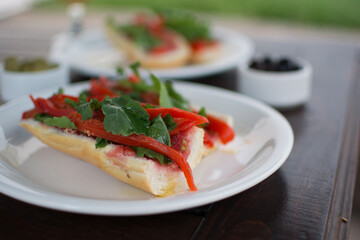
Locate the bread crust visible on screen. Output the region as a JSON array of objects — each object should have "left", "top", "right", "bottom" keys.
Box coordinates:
[
  {"left": 19, "top": 119, "right": 205, "bottom": 196},
  {"left": 191, "top": 43, "right": 222, "bottom": 64},
  {"left": 105, "top": 25, "right": 191, "bottom": 69}
]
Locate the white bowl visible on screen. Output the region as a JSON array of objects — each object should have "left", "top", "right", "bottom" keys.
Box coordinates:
[
  {"left": 0, "top": 61, "right": 69, "bottom": 102},
  {"left": 239, "top": 57, "right": 312, "bottom": 109}
]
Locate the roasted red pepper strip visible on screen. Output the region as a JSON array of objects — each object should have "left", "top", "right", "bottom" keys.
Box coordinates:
[
  {"left": 149, "top": 44, "right": 174, "bottom": 55},
  {"left": 89, "top": 79, "right": 118, "bottom": 98},
  {"left": 203, "top": 130, "right": 215, "bottom": 148},
  {"left": 169, "top": 118, "right": 196, "bottom": 135},
  {"left": 146, "top": 108, "right": 208, "bottom": 126},
  {"left": 22, "top": 108, "right": 38, "bottom": 119},
  {"left": 48, "top": 94, "right": 79, "bottom": 109},
  {"left": 140, "top": 92, "right": 159, "bottom": 105},
  {"left": 206, "top": 114, "right": 235, "bottom": 144},
  {"left": 191, "top": 39, "right": 219, "bottom": 52},
  {"left": 128, "top": 74, "right": 141, "bottom": 83}
]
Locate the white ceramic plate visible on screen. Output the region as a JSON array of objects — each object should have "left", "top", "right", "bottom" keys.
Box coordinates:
[
  {"left": 0, "top": 82, "right": 293, "bottom": 216},
  {"left": 49, "top": 27, "right": 254, "bottom": 79}
]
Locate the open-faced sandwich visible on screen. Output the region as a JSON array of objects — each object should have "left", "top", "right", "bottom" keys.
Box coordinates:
[
  {"left": 156, "top": 8, "right": 223, "bottom": 64},
  {"left": 19, "top": 64, "right": 234, "bottom": 196},
  {"left": 105, "top": 13, "right": 191, "bottom": 69},
  {"left": 105, "top": 9, "right": 222, "bottom": 68}
]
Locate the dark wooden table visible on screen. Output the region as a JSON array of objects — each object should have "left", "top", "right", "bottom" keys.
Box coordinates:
[{"left": 1, "top": 11, "right": 360, "bottom": 240}]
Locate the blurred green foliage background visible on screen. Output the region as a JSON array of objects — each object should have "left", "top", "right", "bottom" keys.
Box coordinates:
[{"left": 39, "top": 0, "right": 360, "bottom": 28}]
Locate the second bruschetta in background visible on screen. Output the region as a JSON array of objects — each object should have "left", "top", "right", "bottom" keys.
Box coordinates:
[
  {"left": 156, "top": 9, "right": 223, "bottom": 64},
  {"left": 105, "top": 15, "right": 191, "bottom": 69}
]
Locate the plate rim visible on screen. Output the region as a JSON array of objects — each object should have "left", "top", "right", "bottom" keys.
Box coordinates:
[{"left": 0, "top": 82, "right": 293, "bottom": 216}]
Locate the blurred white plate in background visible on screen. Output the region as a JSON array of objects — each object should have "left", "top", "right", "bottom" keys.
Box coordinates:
[{"left": 49, "top": 27, "right": 254, "bottom": 79}]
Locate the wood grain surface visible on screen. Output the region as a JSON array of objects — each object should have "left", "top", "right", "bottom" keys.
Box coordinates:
[{"left": 0, "top": 10, "right": 359, "bottom": 240}]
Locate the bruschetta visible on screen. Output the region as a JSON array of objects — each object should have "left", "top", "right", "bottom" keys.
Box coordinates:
[
  {"left": 156, "top": 9, "right": 223, "bottom": 64},
  {"left": 20, "top": 67, "right": 235, "bottom": 196},
  {"left": 105, "top": 15, "right": 191, "bottom": 69}
]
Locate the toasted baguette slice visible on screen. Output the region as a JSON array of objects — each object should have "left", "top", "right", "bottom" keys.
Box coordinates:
[
  {"left": 105, "top": 25, "right": 191, "bottom": 69},
  {"left": 19, "top": 119, "right": 205, "bottom": 196},
  {"left": 191, "top": 43, "right": 222, "bottom": 64}
]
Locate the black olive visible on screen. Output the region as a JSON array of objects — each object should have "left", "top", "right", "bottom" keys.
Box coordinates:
[{"left": 249, "top": 56, "right": 301, "bottom": 72}]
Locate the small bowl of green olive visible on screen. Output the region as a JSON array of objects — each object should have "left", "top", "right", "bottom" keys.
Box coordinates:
[{"left": 0, "top": 56, "right": 69, "bottom": 101}]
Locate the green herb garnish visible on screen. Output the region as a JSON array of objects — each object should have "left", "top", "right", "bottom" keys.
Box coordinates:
[
  {"left": 144, "top": 104, "right": 158, "bottom": 109},
  {"left": 120, "top": 24, "right": 162, "bottom": 51},
  {"left": 134, "top": 115, "right": 172, "bottom": 164},
  {"left": 79, "top": 90, "right": 90, "bottom": 104},
  {"left": 150, "top": 74, "right": 190, "bottom": 110},
  {"left": 198, "top": 107, "right": 206, "bottom": 117},
  {"left": 34, "top": 114, "right": 76, "bottom": 130},
  {"left": 34, "top": 113, "right": 52, "bottom": 122},
  {"left": 135, "top": 147, "right": 172, "bottom": 165},
  {"left": 101, "top": 96, "right": 150, "bottom": 136},
  {"left": 163, "top": 114, "right": 177, "bottom": 131},
  {"left": 148, "top": 115, "right": 171, "bottom": 146},
  {"left": 117, "top": 67, "right": 125, "bottom": 77},
  {"left": 95, "top": 137, "right": 108, "bottom": 149},
  {"left": 43, "top": 116, "right": 77, "bottom": 130},
  {"left": 130, "top": 61, "right": 141, "bottom": 77},
  {"left": 56, "top": 88, "right": 64, "bottom": 95},
  {"left": 156, "top": 8, "right": 211, "bottom": 41},
  {"left": 165, "top": 81, "right": 190, "bottom": 110},
  {"left": 151, "top": 74, "right": 173, "bottom": 108},
  {"left": 198, "top": 107, "right": 209, "bottom": 127},
  {"left": 64, "top": 98, "right": 78, "bottom": 109},
  {"left": 76, "top": 98, "right": 101, "bottom": 121}
]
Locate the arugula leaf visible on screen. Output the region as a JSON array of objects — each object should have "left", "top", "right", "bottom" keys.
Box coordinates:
[
  {"left": 113, "top": 96, "right": 149, "bottom": 120},
  {"left": 101, "top": 96, "right": 173, "bottom": 164},
  {"left": 64, "top": 98, "right": 78, "bottom": 109},
  {"left": 134, "top": 115, "right": 172, "bottom": 165},
  {"left": 150, "top": 76, "right": 190, "bottom": 110},
  {"left": 163, "top": 114, "right": 177, "bottom": 131},
  {"left": 76, "top": 98, "right": 101, "bottom": 121},
  {"left": 198, "top": 107, "right": 206, "bottom": 117},
  {"left": 123, "top": 91, "right": 143, "bottom": 102},
  {"left": 198, "top": 107, "right": 209, "bottom": 127},
  {"left": 135, "top": 147, "right": 172, "bottom": 165},
  {"left": 130, "top": 62, "right": 141, "bottom": 76},
  {"left": 118, "top": 78, "right": 155, "bottom": 93},
  {"left": 116, "top": 67, "right": 124, "bottom": 77},
  {"left": 133, "top": 80, "right": 156, "bottom": 93},
  {"left": 101, "top": 96, "right": 150, "bottom": 136},
  {"left": 64, "top": 90, "right": 90, "bottom": 109},
  {"left": 157, "top": 8, "right": 210, "bottom": 41},
  {"left": 144, "top": 104, "right": 157, "bottom": 109},
  {"left": 95, "top": 137, "right": 108, "bottom": 149},
  {"left": 55, "top": 88, "right": 64, "bottom": 95},
  {"left": 120, "top": 25, "right": 161, "bottom": 51},
  {"left": 43, "top": 116, "right": 77, "bottom": 129},
  {"left": 78, "top": 90, "right": 90, "bottom": 104},
  {"left": 148, "top": 115, "right": 171, "bottom": 146},
  {"left": 34, "top": 113, "right": 52, "bottom": 122},
  {"left": 165, "top": 81, "right": 190, "bottom": 110},
  {"left": 151, "top": 74, "right": 172, "bottom": 108}
]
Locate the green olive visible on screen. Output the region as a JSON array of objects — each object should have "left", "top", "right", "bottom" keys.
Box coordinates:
[{"left": 4, "top": 56, "right": 59, "bottom": 72}]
